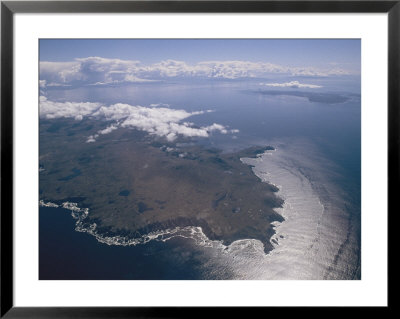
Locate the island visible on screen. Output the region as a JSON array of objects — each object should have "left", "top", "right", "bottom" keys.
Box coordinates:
[{"left": 39, "top": 118, "right": 284, "bottom": 253}]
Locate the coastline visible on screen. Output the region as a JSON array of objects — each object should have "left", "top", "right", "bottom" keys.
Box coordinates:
[
  {"left": 39, "top": 141, "right": 285, "bottom": 254},
  {"left": 39, "top": 147, "right": 284, "bottom": 255},
  {"left": 238, "top": 140, "right": 360, "bottom": 279},
  {"left": 39, "top": 139, "right": 360, "bottom": 280}
]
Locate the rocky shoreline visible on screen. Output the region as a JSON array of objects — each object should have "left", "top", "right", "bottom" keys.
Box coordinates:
[{"left": 40, "top": 120, "right": 284, "bottom": 254}]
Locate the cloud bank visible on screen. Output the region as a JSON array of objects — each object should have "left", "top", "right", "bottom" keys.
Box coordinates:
[
  {"left": 39, "top": 96, "right": 102, "bottom": 121},
  {"left": 40, "top": 57, "right": 351, "bottom": 87},
  {"left": 261, "top": 81, "right": 322, "bottom": 89},
  {"left": 40, "top": 97, "right": 237, "bottom": 142}
]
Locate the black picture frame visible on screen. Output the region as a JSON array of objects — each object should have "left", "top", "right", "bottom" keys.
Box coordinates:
[{"left": 1, "top": 0, "right": 396, "bottom": 317}]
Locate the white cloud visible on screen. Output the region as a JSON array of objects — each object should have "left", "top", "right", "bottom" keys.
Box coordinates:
[
  {"left": 98, "top": 124, "right": 119, "bottom": 135},
  {"left": 39, "top": 96, "right": 102, "bottom": 120},
  {"left": 261, "top": 81, "right": 322, "bottom": 89},
  {"left": 204, "top": 123, "right": 228, "bottom": 134},
  {"left": 40, "top": 61, "right": 83, "bottom": 83},
  {"left": 40, "top": 57, "right": 352, "bottom": 87},
  {"left": 86, "top": 134, "right": 98, "bottom": 143},
  {"left": 40, "top": 97, "right": 236, "bottom": 142},
  {"left": 47, "top": 82, "right": 72, "bottom": 87},
  {"left": 40, "top": 57, "right": 148, "bottom": 86},
  {"left": 103, "top": 103, "right": 215, "bottom": 141},
  {"left": 149, "top": 103, "right": 170, "bottom": 107},
  {"left": 86, "top": 123, "right": 120, "bottom": 142},
  {"left": 291, "top": 67, "right": 351, "bottom": 77}
]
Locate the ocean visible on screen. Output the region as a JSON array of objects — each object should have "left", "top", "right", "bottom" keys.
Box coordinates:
[{"left": 40, "top": 78, "right": 361, "bottom": 280}]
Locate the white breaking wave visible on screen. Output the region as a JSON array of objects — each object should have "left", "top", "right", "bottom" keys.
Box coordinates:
[
  {"left": 194, "top": 139, "right": 360, "bottom": 280},
  {"left": 39, "top": 198, "right": 271, "bottom": 256},
  {"left": 39, "top": 200, "right": 224, "bottom": 248},
  {"left": 39, "top": 138, "right": 360, "bottom": 279}
]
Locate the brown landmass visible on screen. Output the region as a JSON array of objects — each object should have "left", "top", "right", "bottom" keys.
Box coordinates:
[{"left": 39, "top": 118, "right": 284, "bottom": 253}]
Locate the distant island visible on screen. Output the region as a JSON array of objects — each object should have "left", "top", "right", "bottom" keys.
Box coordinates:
[
  {"left": 39, "top": 118, "right": 284, "bottom": 253},
  {"left": 256, "top": 90, "right": 353, "bottom": 104}
]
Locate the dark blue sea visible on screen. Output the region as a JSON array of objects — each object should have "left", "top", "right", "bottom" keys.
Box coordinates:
[
  {"left": 39, "top": 206, "right": 211, "bottom": 280},
  {"left": 40, "top": 78, "right": 361, "bottom": 280}
]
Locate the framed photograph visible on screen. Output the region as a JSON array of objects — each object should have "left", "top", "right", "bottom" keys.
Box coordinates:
[{"left": 1, "top": 0, "right": 395, "bottom": 316}]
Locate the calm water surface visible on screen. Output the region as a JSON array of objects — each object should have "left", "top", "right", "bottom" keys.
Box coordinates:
[{"left": 40, "top": 79, "right": 361, "bottom": 279}]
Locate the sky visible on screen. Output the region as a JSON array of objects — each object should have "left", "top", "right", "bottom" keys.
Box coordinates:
[
  {"left": 39, "top": 39, "right": 361, "bottom": 88},
  {"left": 39, "top": 39, "right": 361, "bottom": 143},
  {"left": 39, "top": 39, "right": 360, "bottom": 71}
]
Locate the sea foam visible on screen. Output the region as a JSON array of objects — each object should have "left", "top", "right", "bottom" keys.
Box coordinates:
[
  {"left": 39, "top": 200, "right": 221, "bottom": 248},
  {"left": 39, "top": 138, "right": 360, "bottom": 279},
  {"left": 194, "top": 139, "right": 360, "bottom": 279}
]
